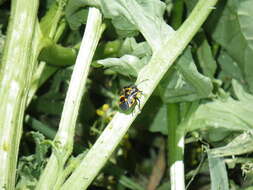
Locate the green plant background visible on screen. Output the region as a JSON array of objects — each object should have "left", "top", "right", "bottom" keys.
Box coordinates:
[{"left": 1, "top": 0, "right": 253, "bottom": 189}]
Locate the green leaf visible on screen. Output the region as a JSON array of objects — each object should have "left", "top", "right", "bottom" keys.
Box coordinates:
[
  {"left": 237, "top": 0, "right": 253, "bottom": 50},
  {"left": 185, "top": 98, "right": 253, "bottom": 132},
  {"left": 97, "top": 0, "right": 174, "bottom": 50},
  {"left": 208, "top": 152, "right": 229, "bottom": 190},
  {"left": 65, "top": 0, "right": 89, "bottom": 30},
  {"left": 159, "top": 68, "right": 198, "bottom": 102},
  {"left": 96, "top": 55, "right": 145, "bottom": 77},
  {"left": 185, "top": 80, "right": 253, "bottom": 132},
  {"left": 16, "top": 132, "right": 51, "bottom": 190},
  {"left": 206, "top": 128, "right": 233, "bottom": 143},
  {"left": 134, "top": 96, "right": 167, "bottom": 135},
  {"left": 94, "top": 38, "right": 152, "bottom": 61},
  {"left": 149, "top": 104, "right": 168, "bottom": 135},
  {"left": 232, "top": 79, "right": 253, "bottom": 102},
  {"left": 237, "top": 0, "right": 253, "bottom": 92},
  {"left": 30, "top": 67, "right": 74, "bottom": 115},
  {"left": 159, "top": 48, "right": 213, "bottom": 103},
  {"left": 118, "top": 37, "right": 152, "bottom": 58},
  {"left": 119, "top": 176, "right": 145, "bottom": 190},
  {"left": 217, "top": 50, "right": 244, "bottom": 86},
  {"left": 210, "top": 131, "right": 253, "bottom": 157},
  {"left": 207, "top": 0, "right": 253, "bottom": 92},
  {"left": 94, "top": 38, "right": 152, "bottom": 77},
  {"left": 40, "top": 2, "right": 58, "bottom": 37},
  {"left": 31, "top": 132, "right": 51, "bottom": 165},
  {"left": 184, "top": 0, "right": 198, "bottom": 14},
  {"left": 170, "top": 0, "right": 184, "bottom": 29},
  {"left": 243, "top": 187, "right": 253, "bottom": 190},
  {"left": 196, "top": 32, "right": 217, "bottom": 78},
  {"left": 92, "top": 38, "right": 152, "bottom": 77},
  {"left": 176, "top": 48, "right": 213, "bottom": 97}
]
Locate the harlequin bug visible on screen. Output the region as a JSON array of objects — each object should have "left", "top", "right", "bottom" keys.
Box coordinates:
[{"left": 119, "top": 85, "right": 142, "bottom": 111}]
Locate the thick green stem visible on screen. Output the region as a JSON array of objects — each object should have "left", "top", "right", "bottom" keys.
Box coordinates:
[
  {"left": 167, "top": 103, "right": 185, "bottom": 190},
  {"left": 61, "top": 0, "right": 218, "bottom": 189},
  {"left": 39, "top": 39, "right": 77, "bottom": 66},
  {"left": 35, "top": 7, "right": 104, "bottom": 190},
  {"left": 0, "top": 0, "right": 39, "bottom": 189}
]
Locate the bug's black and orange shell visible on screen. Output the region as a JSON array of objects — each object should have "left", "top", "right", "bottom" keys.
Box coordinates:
[
  {"left": 119, "top": 85, "right": 142, "bottom": 111},
  {"left": 119, "top": 96, "right": 129, "bottom": 110}
]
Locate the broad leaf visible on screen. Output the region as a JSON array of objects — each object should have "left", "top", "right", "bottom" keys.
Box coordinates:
[
  {"left": 210, "top": 131, "right": 253, "bottom": 157},
  {"left": 65, "top": 0, "right": 88, "bottom": 30},
  {"left": 217, "top": 50, "right": 244, "bottom": 86},
  {"left": 185, "top": 81, "right": 253, "bottom": 132},
  {"left": 16, "top": 132, "right": 51, "bottom": 190},
  {"left": 134, "top": 96, "right": 167, "bottom": 135},
  {"left": 97, "top": 0, "right": 174, "bottom": 50},
  {"left": 232, "top": 79, "right": 253, "bottom": 102},
  {"left": 207, "top": 0, "right": 253, "bottom": 92},
  {"left": 95, "top": 38, "right": 151, "bottom": 77},
  {"left": 96, "top": 55, "right": 144, "bottom": 77},
  {"left": 159, "top": 48, "right": 213, "bottom": 103},
  {"left": 118, "top": 37, "right": 152, "bottom": 58},
  {"left": 196, "top": 32, "right": 217, "bottom": 78},
  {"left": 185, "top": 98, "right": 253, "bottom": 132},
  {"left": 40, "top": 2, "right": 58, "bottom": 37}
]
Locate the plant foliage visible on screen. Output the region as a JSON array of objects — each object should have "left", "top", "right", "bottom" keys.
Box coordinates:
[{"left": 1, "top": 0, "right": 253, "bottom": 189}]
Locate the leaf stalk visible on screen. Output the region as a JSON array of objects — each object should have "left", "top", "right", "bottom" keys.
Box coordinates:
[
  {"left": 35, "top": 7, "right": 104, "bottom": 190},
  {"left": 0, "top": 0, "right": 39, "bottom": 188}
]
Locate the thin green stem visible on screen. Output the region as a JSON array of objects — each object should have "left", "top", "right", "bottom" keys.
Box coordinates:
[
  {"left": 25, "top": 115, "right": 56, "bottom": 139},
  {"left": 35, "top": 7, "right": 104, "bottom": 190},
  {"left": 0, "top": 0, "right": 39, "bottom": 189},
  {"left": 167, "top": 103, "right": 185, "bottom": 190},
  {"left": 61, "top": 0, "right": 218, "bottom": 189}
]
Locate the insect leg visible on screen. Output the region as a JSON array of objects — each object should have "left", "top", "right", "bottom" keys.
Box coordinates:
[{"left": 136, "top": 98, "right": 141, "bottom": 111}]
